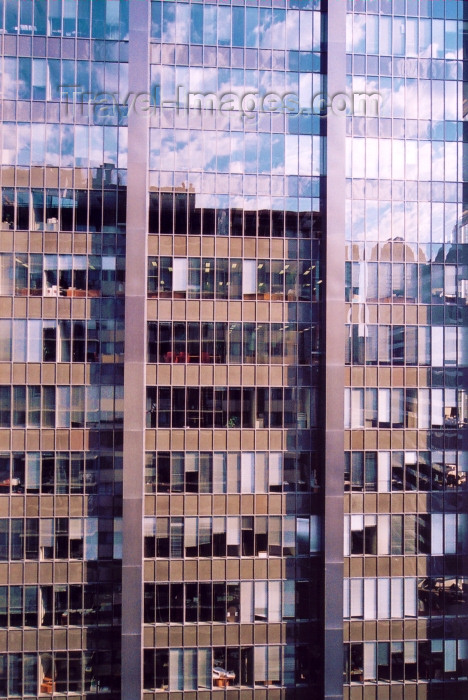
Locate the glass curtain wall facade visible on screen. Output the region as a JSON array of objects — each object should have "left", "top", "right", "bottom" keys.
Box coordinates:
[
  {"left": 140, "top": 0, "right": 326, "bottom": 697},
  {"left": 344, "top": 1, "right": 468, "bottom": 699},
  {"left": 0, "top": 1, "right": 128, "bottom": 697},
  {"left": 0, "top": 1, "right": 331, "bottom": 698},
  {"left": 0, "top": 1, "right": 466, "bottom": 699}
]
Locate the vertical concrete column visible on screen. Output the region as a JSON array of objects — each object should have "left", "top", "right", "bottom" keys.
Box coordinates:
[
  {"left": 122, "top": 2, "right": 150, "bottom": 697},
  {"left": 323, "top": 1, "right": 347, "bottom": 698}
]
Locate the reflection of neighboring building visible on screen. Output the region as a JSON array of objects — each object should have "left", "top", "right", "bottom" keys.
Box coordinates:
[
  {"left": 0, "top": 164, "right": 126, "bottom": 234},
  {"left": 0, "top": 0, "right": 467, "bottom": 698},
  {"left": 148, "top": 186, "right": 322, "bottom": 238}
]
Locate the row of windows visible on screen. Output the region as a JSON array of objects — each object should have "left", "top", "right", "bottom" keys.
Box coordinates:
[
  {"left": 348, "top": 14, "right": 461, "bottom": 59},
  {"left": 350, "top": 74, "right": 461, "bottom": 122},
  {"left": 347, "top": 137, "right": 459, "bottom": 183},
  {"left": 0, "top": 452, "right": 120, "bottom": 496},
  {"left": 345, "top": 261, "right": 468, "bottom": 305},
  {"left": 346, "top": 201, "right": 461, "bottom": 246},
  {"left": 344, "top": 387, "right": 468, "bottom": 430},
  {"left": 2, "top": 0, "right": 129, "bottom": 39},
  {"left": 344, "top": 576, "right": 468, "bottom": 620},
  {"left": 3, "top": 57, "right": 128, "bottom": 103},
  {"left": 151, "top": 42, "right": 322, "bottom": 76},
  {"left": 145, "top": 450, "right": 319, "bottom": 495},
  {"left": 0, "top": 516, "right": 122, "bottom": 561},
  {"left": 1, "top": 252, "right": 124, "bottom": 297},
  {"left": 0, "top": 319, "right": 124, "bottom": 364},
  {"left": 350, "top": 324, "right": 468, "bottom": 366},
  {"left": 2, "top": 123, "right": 128, "bottom": 170},
  {"left": 149, "top": 131, "right": 322, "bottom": 178},
  {"left": 1, "top": 187, "right": 126, "bottom": 232},
  {"left": 4, "top": 128, "right": 322, "bottom": 177},
  {"left": 147, "top": 256, "right": 320, "bottom": 301},
  {"left": 149, "top": 66, "right": 323, "bottom": 112},
  {"left": 344, "top": 640, "right": 468, "bottom": 686},
  {"left": 148, "top": 192, "right": 321, "bottom": 238},
  {"left": 345, "top": 577, "right": 417, "bottom": 620},
  {"left": 146, "top": 386, "right": 315, "bottom": 430},
  {"left": 346, "top": 325, "right": 447, "bottom": 367},
  {"left": 147, "top": 321, "right": 319, "bottom": 365},
  {"left": 344, "top": 513, "right": 468, "bottom": 556},
  {"left": 345, "top": 450, "right": 466, "bottom": 493},
  {"left": 350, "top": 0, "right": 459, "bottom": 19},
  {"left": 144, "top": 515, "right": 321, "bottom": 559},
  {"left": 151, "top": 3, "right": 320, "bottom": 50},
  {"left": 0, "top": 583, "right": 121, "bottom": 628},
  {"left": 0, "top": 385, "right": 123, "bottom": 429},
  {"left": 0, "top": 650, "right": 120, "bottom": 698},
  {"left": 144, "top": 644, "right": 316, "bottom": 691},
  {"left": 144, "top": 579, "right": 317, "bottom": 625},
  {"left": 0, "top": 189, "right": 323, "bottom": 240}
]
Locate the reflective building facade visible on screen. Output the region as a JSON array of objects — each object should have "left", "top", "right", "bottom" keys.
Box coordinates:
[
  {"left": 0, "top": 1, "right": 466, "bottom": 700},
  {"left": 344, "top": 2, "right": 468, "bottom": 699}
]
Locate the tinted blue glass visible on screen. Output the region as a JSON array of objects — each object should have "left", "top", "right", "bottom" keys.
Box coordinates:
[
  {"left": 245, "top": 7, "right": 258, "bottom": 48},
  {"left": 162, "top": 1, "right": 175, "bottom": 43},
  {"left": 119, "top": 0, "right": 128, "bottom": 40},
  {"left": 77, "top": 0, "right": 90, "bottom": 37},
  {"left": 19, "top": 0, "right": 32, "bottom": 34},
  {"left": 151, "top": 1, "right": 161, "bottom": 40},
  {"left": 47, "top": 0, "right": 61, "bottom": 36},
  {"left": 5, "top": 0, "right": 17, "bottom": 33},
  {"left": 92, "top": 0, "right": 105, "bottom": 39},
  {"left": 18, "top": 57, "right": 31, "bottom": 99},
  {"left": 190, "top": 4, "right": 202, "bottom": 45},
  {"left": 232, "top": 7, "right": 244, "bottom": 47}
]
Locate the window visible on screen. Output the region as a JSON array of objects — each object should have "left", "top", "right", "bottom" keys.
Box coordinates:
[
  {"left": 173, "top": 258, "right": 188, "bottom": 295},
  {"left": 147, "top": 386, "right": 308, "bottom": 429},
  {"left": 242, "top": 259, "right": 256, "bottom": 296}
]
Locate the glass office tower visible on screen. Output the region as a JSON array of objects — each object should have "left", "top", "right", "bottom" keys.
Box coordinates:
[
  {"left": 0, "top": 0, "right": 128, "bottom": 697},
  {"left": 0, "top": 1, "right": 466, "bottom": 700},
  {"left": 344, "top": 2, "right": 468, "bottom": 700}
]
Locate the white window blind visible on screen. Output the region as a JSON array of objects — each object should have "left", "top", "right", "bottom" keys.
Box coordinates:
[
  {"left": 391, "top": 578, "right": 403, "bottom": 619},
  {"left": 268, "top": 453, "right": 282, "bottom": 491},
  {"left": 378, "top": 578, "right": 390, "bottom": 619},
  {"left": 431, "top": 514, "right": 444, "bottom": 555},
  {"left": 268, "top": 646, "right": 281, "bottom": 683},
  {"left": 242, "top": 259, "right": 256, "bottom": 295},
  {"left": 173, "top": 258, "right": 187, "bottom": 292},
  {"left": 432, "top": 327, "right": 444, "bottom": 366},
  {"left": 418, "top": 389, "right": 430, "bottom": 428},
  {"left": 431, "top": 388, "right": 444, "bottom": 427},
  {"left": 378, "top": 388, "right": 390, "bottom": 424},
  {"left": 268, "top": 581, "right": 281, "bottom": 622},
  {"left": 241, "top": 581, "right": 253, "bottom": 623},
  {"left": 378, "top": 452, "right": 391, "bottom": 492},
  {"left": 185, "top": 517, "right": 197, "bottom": 549},
  {"left": 351, "top": 388, "right": 364, "bottom": 428},
  {"left": 350, "top": 579, "right": 363, "bottom": 618},
  {"left": 445, "top": 514, "right": 456, "bottom": 554},
  {"left": 377, "top": 515, "right": 390, "bottom": 555},
  {"left": 404, "top": 578, "right": 417, "bottom": 617},
  {"left": 364, "top": 643, "right": 376, "bottom": 681},
  {"left": 169, "top": 649, "right": 183, "bottom": 691},
  {"left": 241, "top": 452, "right": 254, "bottom": 493},
  {"left": 364, "top": 579, "right": 376, "bottom": 620},
  {"left": 198, "top": 648, "right": 211, "bottom": 690},
  {"left": 226, "top": 517, "right": 240, "bottom": 545}
]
